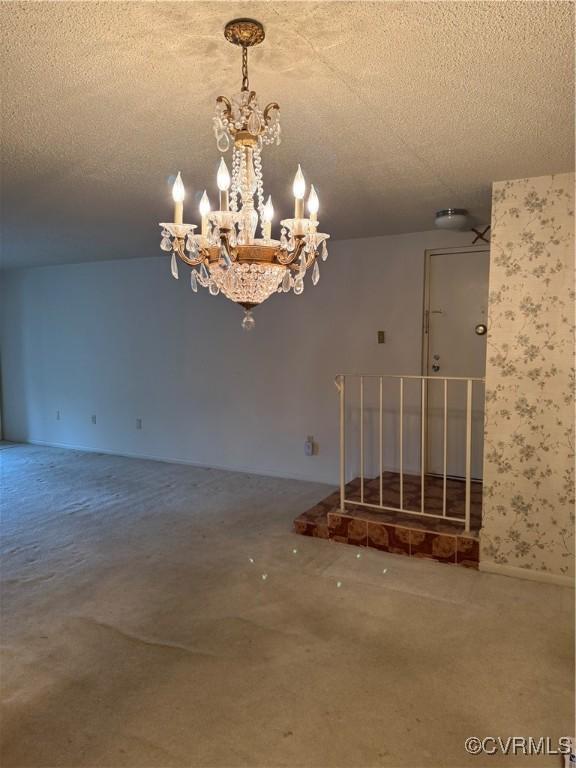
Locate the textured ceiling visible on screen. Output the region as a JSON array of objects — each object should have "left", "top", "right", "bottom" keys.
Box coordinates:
[{"left": 1, "top": 1, "right": 574, "bottom": 268}]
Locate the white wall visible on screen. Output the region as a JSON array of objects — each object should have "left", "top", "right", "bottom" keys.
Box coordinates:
[{"left": 0, "top": 230, "right": 472, "bottom": 484}]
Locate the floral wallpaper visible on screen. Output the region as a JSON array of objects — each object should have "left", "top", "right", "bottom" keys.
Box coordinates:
[{"left": 481, "top": 173, "right": 575, "bottom": 578}]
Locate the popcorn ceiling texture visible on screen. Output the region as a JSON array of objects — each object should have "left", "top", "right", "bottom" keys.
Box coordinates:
[
  {"left": 1, "top": 1, "right": 574, "bottom": 268},
  {"left": 481, "top": 173, "right": 575, "bottom": 579}
]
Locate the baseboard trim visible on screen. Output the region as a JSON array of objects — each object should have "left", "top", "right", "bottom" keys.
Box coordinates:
[
  {"left": 22, "top": 439, "right": 335, "bottom": 486},
  {"left": 12, "top": 439, "right": 432, "bottom": 487},
  {"left": 479, "top": 560, "right": 574, "bottom": 588}
]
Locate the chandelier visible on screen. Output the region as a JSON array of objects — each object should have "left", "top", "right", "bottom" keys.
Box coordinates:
[{"left": 159, "top": 18, "right": 330, "bottom": 330}]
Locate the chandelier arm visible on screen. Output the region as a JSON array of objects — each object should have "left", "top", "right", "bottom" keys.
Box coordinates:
[
  {"left": 275, "top": 236, "right": 306, "bottom": 266},
  {"left": 216, "top": 95, "right": 232, "bottom": 113},
  {"left": 247, "top": 91, "right": 257, "bottom": 105},
  {"left": 221, "top": 232, "right": 238, "bottom": 262},
  {"left": 173, "top": 239, "right": 206, "bottom": 267},
  {"left": 263, "top": 102, "right": 280, "bottom": 125},
  {"left": 216, "top": 95, "right": 234, "bottom": 132},
  {"left": 295, "top": 236, "right": 306, "bottom": 259},
  {"left": 303, "top": 250, "right": 317, "bottom": 271},
  {"left": 275, "top": 247, "right": 299, "bottom": 266}
]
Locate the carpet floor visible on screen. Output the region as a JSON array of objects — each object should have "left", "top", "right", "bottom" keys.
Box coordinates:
[{"left": 1, "top": 444, "right": 573, "bottom": 767}]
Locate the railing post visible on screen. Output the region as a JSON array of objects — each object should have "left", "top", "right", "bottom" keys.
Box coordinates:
[
  {"left": 399, "top": 377, "right": 404, "bottom": 510},
  {"left": 465, "top": 378, "right": 472, "bottom": 533},
  {"left": 443, "top": 378, "right": 448, "bottom": 517},
  {"left": 337, "top": 375, "right": 346, "bottom": 512},
  {"left": 379, "top": 376, "right": 383, "bottom": 507},
  {"left": 420, "top": 377, "right": 426, "bottom": 515},
  {"left": 360, "top": 375, "right": 364, "bottom": 504}
]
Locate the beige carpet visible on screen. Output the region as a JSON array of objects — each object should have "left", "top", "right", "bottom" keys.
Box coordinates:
[{"left": 1, "top": 444, "right": 573, "bottom": 767}]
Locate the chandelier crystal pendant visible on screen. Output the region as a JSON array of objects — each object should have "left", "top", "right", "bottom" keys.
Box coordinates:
[{"left": 159, "top": 18, "right": 330, "bottom": 330}]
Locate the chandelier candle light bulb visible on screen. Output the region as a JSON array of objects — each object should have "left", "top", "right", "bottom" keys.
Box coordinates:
[
  {"left": 172, "top": 172, "right": 185, "bottom": 224},
  {"left": 293, "top": 165, "right": 306, "bottom": 219},
  {"left": 199, "top": 191, "right": 211, "bottom": 237},
  {"left": 217, "top": 158, "right": 231, "bottom": 211},
  {"left": 158, "top": 18, "right": 330, "bottom": 327},
  {"left": 263, "top": 195, "right": 274, "bottom": 240},
  {"left": 308, "top": 185, "right": 319, "bottom": 223}
]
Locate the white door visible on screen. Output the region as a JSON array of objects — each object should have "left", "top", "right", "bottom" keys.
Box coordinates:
[{"left": 424, "top": 248, "right": 490, "bottom": 479}]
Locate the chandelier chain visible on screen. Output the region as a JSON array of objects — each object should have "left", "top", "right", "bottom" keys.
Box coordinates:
[{"left": 241, "top": 46, "right": 249, "bottom": 92}]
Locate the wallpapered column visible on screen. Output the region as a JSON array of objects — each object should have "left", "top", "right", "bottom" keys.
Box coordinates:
[{"left": 481, "top": 173, "right": 575, "bottom": 581}]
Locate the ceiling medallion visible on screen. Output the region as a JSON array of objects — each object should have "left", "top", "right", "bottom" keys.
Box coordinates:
[{"left": 159, "top": 18, "right": 330, "bottom": 330}]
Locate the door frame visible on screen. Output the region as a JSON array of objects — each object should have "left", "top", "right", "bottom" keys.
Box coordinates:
[{"left": 421, "top": 245, "right": 490, "bottom": 478}]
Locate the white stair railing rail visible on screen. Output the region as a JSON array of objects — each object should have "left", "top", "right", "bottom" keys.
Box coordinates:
[{"left": 334, "top": 374, "right": 485, "bottom": 533}]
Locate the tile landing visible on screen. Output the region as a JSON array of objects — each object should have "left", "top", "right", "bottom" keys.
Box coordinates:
[{"left": 294, "top": 472, "right": 481, "bottom": 568}]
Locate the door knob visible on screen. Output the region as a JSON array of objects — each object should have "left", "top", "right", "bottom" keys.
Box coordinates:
[{"left": 432, "top": 363, "right": 440, "bottom": 372}]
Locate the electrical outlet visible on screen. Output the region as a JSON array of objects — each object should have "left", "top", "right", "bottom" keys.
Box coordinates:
[
  {"left": 136, "top": 418, "right": 142, "bottom": 430},
  {"left": 91, "top": 415, "right": 97, "bottom": 425},
  {"left": 377, "top": 330, "right": 386, "bottom": 344},
  {"left": 56, "top": 410, "right": 60, "bottom": 421},
  {"left": 305, "top": 436, "right": 315, "bottom": 456}
]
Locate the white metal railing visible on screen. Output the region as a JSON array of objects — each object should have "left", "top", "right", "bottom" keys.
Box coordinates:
[{"left": 335, "top": 374, "right": 485, "bottom": 533}]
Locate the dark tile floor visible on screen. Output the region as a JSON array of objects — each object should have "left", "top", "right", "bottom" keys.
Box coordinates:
[{"left": 294, "top": 472, "right": 481, "bottom": 568}]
